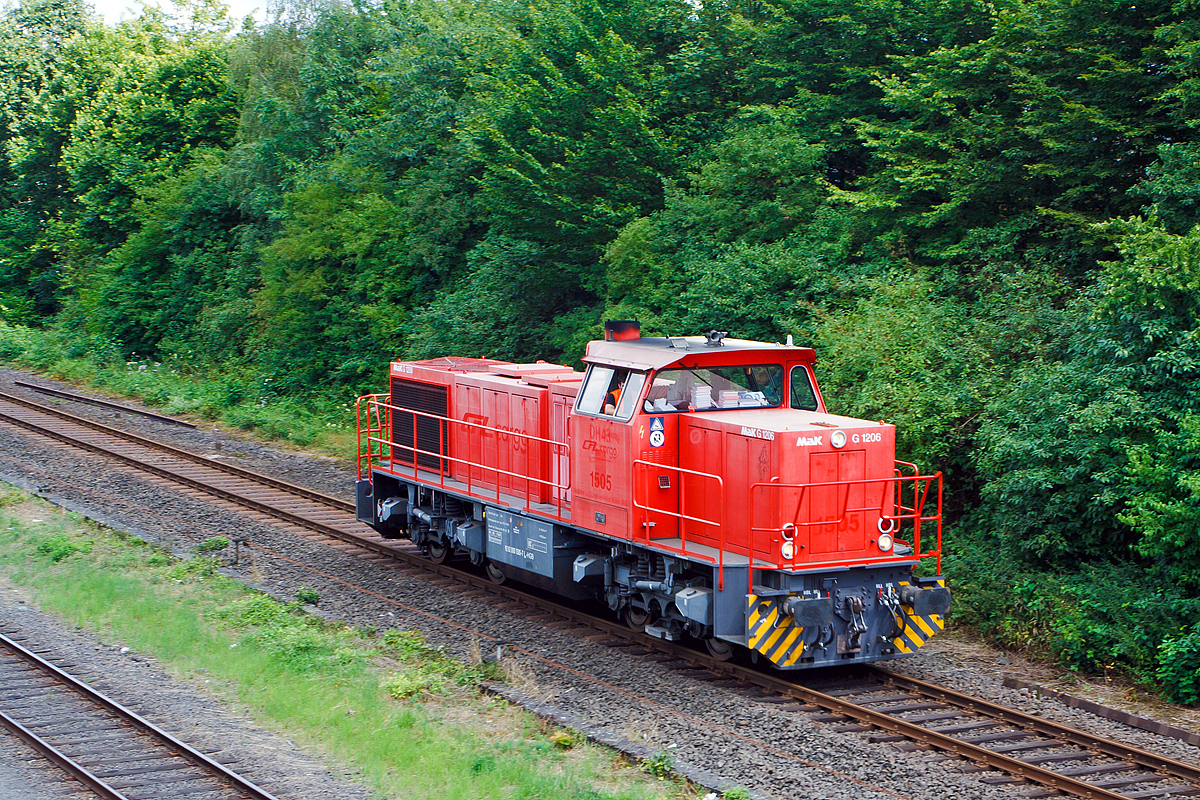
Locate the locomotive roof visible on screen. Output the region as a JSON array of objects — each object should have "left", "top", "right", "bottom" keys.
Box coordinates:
[{"left": 583, "top": 335, "right": 817, "bottom": 372}]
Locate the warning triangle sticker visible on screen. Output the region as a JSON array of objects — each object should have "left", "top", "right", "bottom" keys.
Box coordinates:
[{"left": 650, "top": 417, "right": 664, "bottom": 432}]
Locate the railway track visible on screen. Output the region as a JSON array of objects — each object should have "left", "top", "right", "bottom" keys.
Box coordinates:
[
  {"left": 0, "top": 630, "right": 277, "bottom": 800},
  {"left": 0, "top": 387, "right": 1196, "bottom": 799},
  {"left": 814, "top": 669, "right": 1200, "bottom": 798}
]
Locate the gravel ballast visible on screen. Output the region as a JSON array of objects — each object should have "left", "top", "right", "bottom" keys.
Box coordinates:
[{"left": 0, "top": 368, "right": 1196, "bottom": 800}]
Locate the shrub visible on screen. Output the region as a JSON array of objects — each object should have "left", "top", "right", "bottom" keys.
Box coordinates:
[
  {"left": 383, "top": 629, "right": 435, "bottom": 658},
  {"left": 1158, "top": 626, "right": 1200, "bottom": 705},
  {"left": 167, "top": 556, "right": 222, "bottom": 581},
  {"left": 947, "top": 531, "right": 1200, "bottom": 698},
  {"left": 216, "top": 593, "right": 293, "bottom": 628},
  {"left": 549, "top": 729, "right": 584, "bottom": 750},
  {"left": 296, "top": 587, "right": 319, "bottom": 605},
  {"left": 256, "top": 626, "right": 346, "bottom": 673}
]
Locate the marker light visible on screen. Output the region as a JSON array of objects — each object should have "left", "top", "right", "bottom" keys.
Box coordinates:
[
  {"left": 831, "top": 430, "right": 847, "bottom": 449},
  {"left": 781, "top": 540, "right": 795, "bottom": 560},
  {"left": 877, "top": 533, "right": 894, "bottom": 551}
]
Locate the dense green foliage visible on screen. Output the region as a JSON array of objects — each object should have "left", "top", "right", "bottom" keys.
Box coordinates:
[{"left": 4, "top": 0, "right": 1200, "bottom": 700}]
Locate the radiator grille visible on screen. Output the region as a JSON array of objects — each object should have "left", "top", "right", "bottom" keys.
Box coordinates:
[
  {"left": 639, "top": 447, "right": 675, "bottom": 465},
  {"left": 391, "top": 379, "right": 449, "bottom": 471}
]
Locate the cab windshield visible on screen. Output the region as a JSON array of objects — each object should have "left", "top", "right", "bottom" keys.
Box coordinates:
[{"left": 643, "top": 365, "right": 784, "bottom": 412}]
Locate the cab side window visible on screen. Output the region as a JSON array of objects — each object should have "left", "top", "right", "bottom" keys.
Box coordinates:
[
  {"left": 790, "top": 367, "right": 819, "bottom": 411},
  {"left": 603, "top": 370, "right": 628, "bottom": 414},
  {"left": 577, "top": 366, "right": 615, "bottom": 415},
  {"left": 577, "top": 366, "right": 645, "bottom": 420}
]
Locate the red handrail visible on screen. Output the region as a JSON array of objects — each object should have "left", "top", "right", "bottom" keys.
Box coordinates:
[
  {"left": 358, "top": 396, "right": 572, "bottom": 519},
  {"left": 748, "top": 467, "right": 943, "bottom": 573},
  {"left": 356, "top": 393, "right": 390, "bottom": 480},
  {"left": 359, "top": 394, "right": 944, "bottom": 577},
  {"left": 631, "top": 460, "right": 727, "bottom": 589}
]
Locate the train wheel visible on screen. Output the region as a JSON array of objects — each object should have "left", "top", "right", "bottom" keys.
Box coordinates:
[
  {"left": 486, "top": 561, "right": 506, "bottom": 585},
  {"left": 624, "top": 605, "right": 650, "bottom": 631},
  {"left": 704, "top": 637, "right": 734, "bottom": 662},
  {"left": 426, "top": 540, "right": 451, "bottom": 565}
]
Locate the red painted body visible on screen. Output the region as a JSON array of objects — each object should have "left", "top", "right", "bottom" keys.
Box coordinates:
[{"left": 361, "top": 334, "right": 941, "bottom": 574}]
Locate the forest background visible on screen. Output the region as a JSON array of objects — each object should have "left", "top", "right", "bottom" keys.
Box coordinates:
[{"left": 3, "top": 0, "right": 1200, "bottom": 702}]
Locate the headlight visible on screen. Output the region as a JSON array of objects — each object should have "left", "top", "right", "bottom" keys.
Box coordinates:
[
  {"left": 830, "top": 430, "right": 847, "bottom": 449},
  {"left": 781, "top": 540, "right": 795, "bottom": 560},
  {"left": 877, "top": 533, "right": 893, "bottom": 551}
]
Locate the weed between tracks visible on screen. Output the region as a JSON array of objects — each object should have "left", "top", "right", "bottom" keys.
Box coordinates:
[{"left": 0, "top": 488, "right": 700, "bottom": 800}]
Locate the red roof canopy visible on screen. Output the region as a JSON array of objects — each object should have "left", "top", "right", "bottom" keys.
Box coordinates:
[{"left": 583, "top": 336, "right": 817, "bottom": 372}]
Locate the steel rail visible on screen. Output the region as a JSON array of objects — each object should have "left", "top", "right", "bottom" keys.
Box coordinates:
[
  {"left": 0, "top": 391, "right": 1193, "bottom": 799},
  {"left": 870, "top": 668, "right": 1200, "bottom": 785},
  {"left": 735, "top": 676, "right": 1136, "bottom": 800},
  {"left": 0, "top": 710, "right": 131, "bottom": 800},
  {"left": 0, "top": 396, "right": 440, "bottom": 565},
  {"left": 0, "top": 389, "right": 352, "bottom": 511},
  {"left": 0, "top": 399, "right": 354, "bottom": 535},
  {"left": 0, "top": 632, "right": 279, "bottom": 800},
  {"left": 623, "top": 640, "right": 1168, "bottom": 800},
  {"left": 14, "top": 380, "right": 197, "bottom": 428}
]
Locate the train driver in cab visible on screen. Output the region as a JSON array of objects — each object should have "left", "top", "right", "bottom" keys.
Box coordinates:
[
  {"left": 603, "top": 371, "right": 628, "bottom": 415},
  {"left": 744, "top": 364, "right": 783, "bottom": 405}
]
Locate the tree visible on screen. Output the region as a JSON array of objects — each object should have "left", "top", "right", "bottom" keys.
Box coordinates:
[
  {"left": 0, "top": 0, "right": 90, "bottom": 320},
  {"left": 854, "top": 0, "right": 1185, "bottom": 280},
  {"left": 1095, "top": 219, "right": 1200, "bottom": 580}
]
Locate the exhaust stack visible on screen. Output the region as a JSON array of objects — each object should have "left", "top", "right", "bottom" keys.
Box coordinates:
[{"left": 604, "top": 320, "right": 641, "bottom": 341}]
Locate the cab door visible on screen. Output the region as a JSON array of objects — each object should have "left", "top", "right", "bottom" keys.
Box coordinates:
[
  {"left": 633, "top": 412, "right": 679, "bottom": 542},
  {"left": 570, "top": 366, "right": 645, "bottom": 540}
]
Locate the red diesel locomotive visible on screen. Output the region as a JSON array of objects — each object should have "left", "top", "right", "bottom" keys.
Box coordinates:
[{"left": 355, "top": 322, "right": 950, "bottom": 668}]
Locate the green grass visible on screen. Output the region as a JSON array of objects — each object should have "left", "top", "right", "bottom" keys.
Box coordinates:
[{"left": 0, "top": 491, "right": 695, "bottom": 800}]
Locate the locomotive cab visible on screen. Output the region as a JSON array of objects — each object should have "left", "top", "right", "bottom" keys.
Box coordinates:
[{"left": 355, "top": 322, "right": 948, "bottom": 669}]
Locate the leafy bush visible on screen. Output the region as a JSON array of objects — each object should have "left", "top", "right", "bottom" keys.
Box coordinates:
[
  {"left": 382, "top": 629, "right": 436, "bottom": 658},
  {"left": 549, "top": 729, "right": 584, "bottom": 750},
  {"left": 378, "top": 629, "right": 502, "bottom": 697},
  {"left": 216, "top": 594, "right": 294, "bottom": 628},
  {"left": 1158, "top": 626, "right": 1200, "bottom": 705},
  {"left": 257, "top": 626, "right": 349, "bottom": 672},
  {"left": 296, "top": 587, "right": 319, "bottom": 604},
  {"left": 384, "top": 669, "right": 447, "bottom": 698},
  {"left": 947, "top": 532, "right": 1200, "bottom": 696}
]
